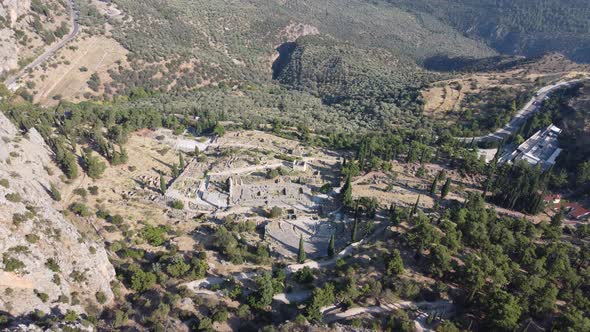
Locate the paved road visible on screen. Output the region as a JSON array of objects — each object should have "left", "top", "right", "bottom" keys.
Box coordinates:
[
  {"left": 457, "top": 79, "right": 585, "bottom": 143},
  {"left": 4, "top": 0, "right": 79, "bottom": 90}
]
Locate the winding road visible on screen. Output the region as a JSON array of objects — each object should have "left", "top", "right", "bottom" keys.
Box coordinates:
[
  {"left": 456, "top": 79, "right": 585, "bottom": 143},
  {"left": 4, "top": 0, "right": 79, "bottom": 91}
]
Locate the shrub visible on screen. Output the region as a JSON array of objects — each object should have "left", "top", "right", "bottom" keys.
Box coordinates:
[
  {"left": 166, "top": 257, "right": 191, "bottom": 278},
  {"left": 49, "top": 183, "right": 61, "bottom": 201},
  {"left": 45, "top": 258, "right": 60, "bottom": 272},
  {"left": 64, "top": 310, "right": 77, "bottom": 322},
  {"left": 70, "top": 269, "right": 87, "bottom": 283},
  {"left": 0, "top": 179, "right": 9, "bottom": 188},
  {"left": 57, "top": 295, "right": 69, "bottom": 303},
  {"left": 69, "top": 202, "right": 92, "bottom": 217},
  {"left": 237, "top": 304, "right": 251, "bottom": 319},
  {"left": 5, "top": 193, "right": 21, "bottom": 203},
  {"left": 87, "top": 73, "right": 101, "bottom": 92},
  {"left": 95, "top": 291, "right": 107, "bottom": 304},
  {"left": 319, "top": 183, "right": 332, "bottom": 194},
  {"left": 198, "top": 317, "right": 213, "bottom": 331},
  {"left": 140, "top": 225, "right": 169, "bottom": 246},
  {"left": 169, "top": 199, "right": 184, "bottom": 209},
  {"left": 212, "top": 307, "right": 229, "bottom": 322},
  {"left": 12, "top": 213, "right": 28, "bottom": 226},
  {"left": 88, "top": 186, "right": 99, "bottom": 195},
  {"left": 293, "top": 266, "right": 314, "bottom": 284},
  {"left": 2, "top": 254, "right": 25, "bottom": 272},
  {"left": 25, "top": 234, "right": 40, "bottom": 243},
  {"left": 269, "top": 206, "right": 283, "bottom": 219},
  {"left": 35, "top": 290, "right": 49, "bottom": 303},
  {"left": 109, "top": 214, "right": 124, "bottom": 225},
  {"left": 130, "top": 269, "right": 157, "bottom": 292},
  {"left": 73, "top": 188, "right": 87, "bottom": 198}
]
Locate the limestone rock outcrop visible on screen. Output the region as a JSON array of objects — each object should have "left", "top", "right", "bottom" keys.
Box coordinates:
[{"left": 0, "top": 112, "right": 115, "bottom": 317}]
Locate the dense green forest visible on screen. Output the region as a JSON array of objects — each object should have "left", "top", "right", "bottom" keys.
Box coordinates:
[{"left": 334, "top": 119, "right": 590, "bottom": 331}]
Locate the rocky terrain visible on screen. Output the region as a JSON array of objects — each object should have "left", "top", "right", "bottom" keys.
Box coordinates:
[
  {"left": 0, "top": 0, "right": 68, "bottom": 78},
  {"left": 0, "top": 0, "right": 31, "bottom": 75},
  {"left": 0, "top": 112, "right": 115, "bottom": 318}
]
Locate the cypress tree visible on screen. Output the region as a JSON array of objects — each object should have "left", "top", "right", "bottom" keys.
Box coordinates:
[
  {"left": 351, "top": 217, "right": 359, "bottom": 243},
  {"left": 328, "top": 234, "right": 335, "bottom": 257},
  {"left": 441, "top": 178, "right": 452, "bottom": 199},
  {"left": 49, "top": 183, "right": 61, "bottom": 201},
  {"left": 297, "top": 235, "right": 306, "bottom": 263},
  {"left": 342, "top": 175, "right": 353, "bottom": 208},
  {"left": 411, "top": 195, "right": 421, "bottom": 216},
  {"left": 390, "top": 206, "right": 400, "bottom": 225},
  {"left": 172, "top": 163, "right": 179, "bottom": 178},
  {"left": 406, "top": 142, "right": 413, "bottom": 163},
  {"left": 550, "top": 210, "right": 564, "bottom": 228},
  {"left": 430, "top": 176, "right": 438, "bottom": 196},
  {"left": 160, "top": 175, "right": 166, "bottom": 195}
]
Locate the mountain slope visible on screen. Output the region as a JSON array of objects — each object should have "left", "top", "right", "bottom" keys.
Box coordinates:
[
  {"left": 387, "top": 0, "right": 590, "bottom": 62},
  {"left": 0, "top": 0, "right": 70, "bottom": 78},
  {"left": 0, "top": 112, "right": 115, "bottom": 317},
  {"left": 105, "top": 0, "right": 495, "bottom": 91}
]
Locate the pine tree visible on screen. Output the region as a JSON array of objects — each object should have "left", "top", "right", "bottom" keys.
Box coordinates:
[
  {"left": 328, "top": 234, "right": 335, "bottom": 257},
  {"left": 179, "top": 153, "right": 185, "bottom": 169},
  {"left": 83, "top": 151, "right": 106, "bottom": 180},
  {"left": 386, "top": 249, "right": 404, "bottom": 276},
  {"left": 160, "top": 175, "right": 166, "bottom": 195},
  {"left": 441, "top": 178, "right": 452, "bottom": 199},
  {"left": 297, "top": 235, "right": 306, "bottom": 263},
  {"left": 430, "top": 176, "right": 438, "bottom": 196}
]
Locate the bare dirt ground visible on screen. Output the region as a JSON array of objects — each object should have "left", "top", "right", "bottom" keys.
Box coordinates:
[
  {"left": 23, "top": 34, "right": 127, "bottom": 105},
  {"left": 58, "top": 130, "right": 180, "bottom": 243}
]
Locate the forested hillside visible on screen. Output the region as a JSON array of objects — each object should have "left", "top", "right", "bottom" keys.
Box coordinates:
[
  {"left": 388, "top": 0, "right": 590, "bottom": 62},
  {"left": 273, "top": 35, "right": 436, "bottom": 124}
]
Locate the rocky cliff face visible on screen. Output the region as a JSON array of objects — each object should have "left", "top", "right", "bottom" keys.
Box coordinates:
[
  {"left": 0, "top": 0, "right": 26, "bottom": 75},
  {"left": 0, "top": 0, "right": 32, "bottom": 26},
  {"left": 0, "top": 112, "right": 115, "bottom": 318}
]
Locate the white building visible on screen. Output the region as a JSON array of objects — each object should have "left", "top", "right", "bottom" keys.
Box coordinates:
[{"left": 501, "top": 124, "right": 562, "bottom": 170}]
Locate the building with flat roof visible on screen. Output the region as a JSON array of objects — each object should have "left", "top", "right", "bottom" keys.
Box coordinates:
[{"left": 500, "top": 124, "right": 563, "bottom": 170}]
